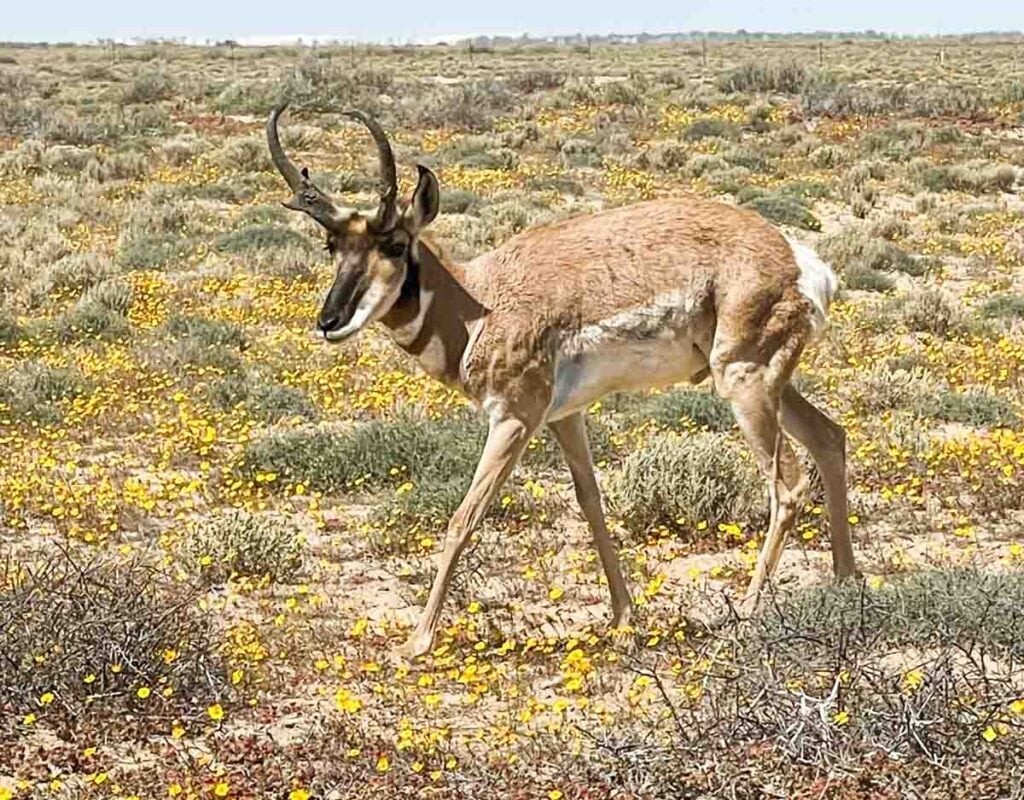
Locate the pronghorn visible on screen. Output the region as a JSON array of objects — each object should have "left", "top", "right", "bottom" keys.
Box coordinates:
[{"left": 267, "top": 104, "right": 859, "bottom": 657}]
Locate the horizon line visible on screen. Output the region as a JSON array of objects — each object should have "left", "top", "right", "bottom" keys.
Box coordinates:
[{"left": 3, "top": 27, "right": 1024, "bottom": 47}]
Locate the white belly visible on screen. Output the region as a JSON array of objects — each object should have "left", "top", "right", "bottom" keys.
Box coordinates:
[{"left": 546, "top": 294, "right": 710, "bottom": 422}]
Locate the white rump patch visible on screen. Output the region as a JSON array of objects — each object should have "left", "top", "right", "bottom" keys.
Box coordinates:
[{"left": 786, "top": 235, "right": 838, "bottom": 338}]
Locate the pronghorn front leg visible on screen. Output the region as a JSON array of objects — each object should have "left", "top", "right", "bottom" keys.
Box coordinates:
[
  {"left": 548, "top": 412, "right": 633, "bottom": 630},
  {"left": 401, "top": 413, "right": 537, "bottom": 658}
]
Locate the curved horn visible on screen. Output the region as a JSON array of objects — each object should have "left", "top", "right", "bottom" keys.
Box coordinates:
[
  {"left": 266, "top": 103, "right": 351, "bottom": 231},
  {"left": 267, "top": 102, "right": 303, "bottom": 192},
  {"left": 343, "top": 109, "right": 399, "bottom": 229}
]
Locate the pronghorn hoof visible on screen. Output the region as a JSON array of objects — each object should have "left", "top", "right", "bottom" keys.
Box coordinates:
[{"left": 397, "top": 634, "right": 434, "bottom": 660}]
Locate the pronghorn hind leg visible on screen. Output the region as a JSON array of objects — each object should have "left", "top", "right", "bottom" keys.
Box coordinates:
[
  {"left": 548, "top": 412, "right": 633, "bottom": 630},
  {"left": 712, "top": 341, "right": 808, "bottom": 616},
  {"left": 401, "top": 413, "right": 537, "bottom": 658},
  {"left": 780, "top": 383, "right": 858, "bottom": 580}
]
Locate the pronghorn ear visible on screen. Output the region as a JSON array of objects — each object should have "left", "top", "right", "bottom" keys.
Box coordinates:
[{"left": 404, "top": 164, "right": 439, "bottom": 233}]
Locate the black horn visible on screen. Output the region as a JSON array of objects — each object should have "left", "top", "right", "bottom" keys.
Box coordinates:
[
  {"left": 266, "top": 102, "right": 352, "bottom": 231},
  {"left": 343, "top": 110, "right": 399, "bottom": 230}
]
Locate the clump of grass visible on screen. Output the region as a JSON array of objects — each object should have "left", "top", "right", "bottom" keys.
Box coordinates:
[
  {"left": 758, "top": 568, "right": 1024, "bottom": 658},
  {"left": 122, "top": 68, "right": 175, "bottom": 103},
  {"left": 917, "top": 390, "right": 1018, "bottom": 428},
  {"left": 739, "top": 190, "right": 820, "bottom": 231},
  {"left": 162, "top": 315, "right": 249, "bottom": 373},
  {"left": 241, "top": 410, "right": 486, "bottom": 494},
  {"left": 117, "top": 232, "right": 189, "bottom": 270},
  {"left": 0, "top": 360, "right": 92, "bottom": 425},
  {"left": 980, "top": 293, "right": 1024, "bottom": 320},
  {"left": 214, "top": 224, "right": 311, "bottom": 254},
  {"left": 899, "top": 289, "right": 962, "bottom": 337},
  {"left": 716, "top": 60, "right": 807, "bottom": 94},
  {"left": 912, "top": 160, "right": 1016, "bottom": 195},
  {"left": 682, "top": 117, "right": 740, "bottom": 141},
  {"left": 608, "top": 430, "right": 763, "bottom": 536},
  {"left": 845, "top": 363, "right": 936, "bottom": 414},
  {"left": 180, "top": 510, "right": 304, "bottom": 585},
  {"left": 52, "top": 278, "right": 133, "bottom": 343},
  {"left": 844, "top": 264, "right": 894, "bottom": 292},
  {"left": 819, "top": 229, "right": 922, "bottom": 276},
  {"left": 207, "top": 373, "right": 317, "bottom": 423},
  {"left": 166, "top": 315, "right": 248, "bottom": 349},
  {"left": 0, "top": 307, "right": 24, "bottom": 346},
  {"left": 559, "top": 138, "right": 601, "bottom": 168},
  {"left": 0, "top": 550, "right": 226, "bottom": 740},
  {"left": 626, "top": 389, "right": 735, "bottom": 432}
]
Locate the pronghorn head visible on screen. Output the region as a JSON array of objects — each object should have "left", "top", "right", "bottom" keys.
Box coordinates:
[{"left": 267, "top": 104, "right": 440, "bottom": 342}]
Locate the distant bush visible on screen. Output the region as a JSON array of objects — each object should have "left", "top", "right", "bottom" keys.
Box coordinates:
[
  {"left": 609, "top": 430, "right": 763, "bottom": 535},
  {"left": 981, "top": 293, "right": 1024, "bottom": 320},
  {"left": 53, "top": 278, "right": 133, "bottom": 343},
  {"left": 740, "top": 191, "right": 820, "bottom": 231},
  {"left": 899, "top": 289, "right": 963, "bottom": 337},
  {"left": 180, "top": 510, "right": 304, "bottom": 585},
  {"left": 0, "top": 361, "right": 92, "bottom": 425},
  {"left": 508, "top": 69, "right": 567, "bottom": 94},
  {"left": 682, "top": 117, "right": 740, "bottom": 141},
  {"left": 122, "top": 68, "right": 175, "bottom": 103},
  {"left": 625, "top": 389, "right": 735, "bottom": 432},
  {"left": 208, "top": 373, "right": 317, "bottom": 422},
  {"left": 241, "top": 410, "right": 486, "bottom": 494},
  {"left": 716, "top": 61, "right": 807, "bottom": 94},
  {"left": 917, "top": 390, "right": 1018, "bottom": 428},
  {"left": 843, "top": 264, "right": 894, "bottom": 292},
  {"left": 215, "top": 224, "right": 310, "bottom": 253},
  {"left": 819, "top": 230, "right": 922, "bottom": 276},
  {"left": 912, "top": 160, "right": 1016, "bottom": 195}
]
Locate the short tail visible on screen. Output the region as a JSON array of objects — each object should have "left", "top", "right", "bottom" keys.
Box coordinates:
[{"left": 785, "top": 235, "right": 838, "bottom": 339}]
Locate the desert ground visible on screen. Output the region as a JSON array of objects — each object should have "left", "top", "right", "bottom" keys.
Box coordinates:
[{"left": 2, "top": 35, "right": 1024, "bottom": 799}]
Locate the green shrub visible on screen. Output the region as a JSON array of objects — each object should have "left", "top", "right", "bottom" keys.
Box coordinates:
[
  {"left": 440, "top": 188, "right": 484, "bottom": 214},
  {"left": 716, "top": 61, "right": 807, "bottom": 94},
  {"left": 917, "top": 390, "right": 1018, "bottom": 428},
  {"left": 740, "top": 192, "right": 820, "bottom": 231},
  {"left": 161, "top": 315, "right": 248, "bottom": 373},
  {"left": 117, "top": 232, "right": 190, "bottom": 270},
  {"left": 0, "top": 361, "right": 92, "bottom": 425},
  {"left": 208, "top": 373, "right": 317, "bottom": 422},
  {"left": 912, "top": 161, "right": 1017, "bottom": 195},
  {"left": 819, "top": 230, "right": 921, "bottom": 276},
  {"left": 899, "top": 289, "right": 962, "bottom": 337},
  {"left": 180, "top": 510, "right": 304, "bottom": 585},
  {"left": 608, "top": 431, "right": 764, "bottom": 535},
  {"left": 0, "top": 307, "right": 23, "bottom": 346},
  {"left": 844, "top": 264, "right": 894, "bottom": 292},
  {"left": 682, "top": 118, "right": 740, "bottom": 141},
  {"left": 121, "top": 68, "right": 175, "bottom": 103},
  {"left": 165, "top": 315, "right": 247, "bottom": 350},
  {"left": 845, "top": 363, "right": 936, "bottom": 414},
  {"left": 215, "top": 225, "right": 311, "bottom": 253},
  {"left": 241, "top": 410, "right": 486, "bottom": 494},
  {"left": 53, "top": 280, "right": 133, "bottom": 343},
  {"left": 981, "top": 293, "right": 1024, "bottom": 320},
  {"left": 757, "top": 568, "right": 1024, "bottom": 658},
  {"left": 627, "top": 389, "right": 735, "bottom": 432}
]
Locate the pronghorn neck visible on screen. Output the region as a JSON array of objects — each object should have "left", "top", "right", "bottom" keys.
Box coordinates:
[{"left": 378, "top": 239, "right": 486, "bottom": 388}]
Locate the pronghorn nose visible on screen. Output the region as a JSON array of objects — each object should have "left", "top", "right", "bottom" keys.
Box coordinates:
[{"left": 318, "top": 315, "right": 340, "bottom": 332}]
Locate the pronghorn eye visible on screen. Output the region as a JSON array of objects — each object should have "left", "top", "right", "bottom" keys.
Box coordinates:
[{"left": 380, "top": 240, "right": 406, "bottom": 259}]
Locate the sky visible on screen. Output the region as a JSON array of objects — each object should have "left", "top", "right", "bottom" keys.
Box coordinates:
[{"left": 3, "top": 0, "right": 1022, "bottom": 44}]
